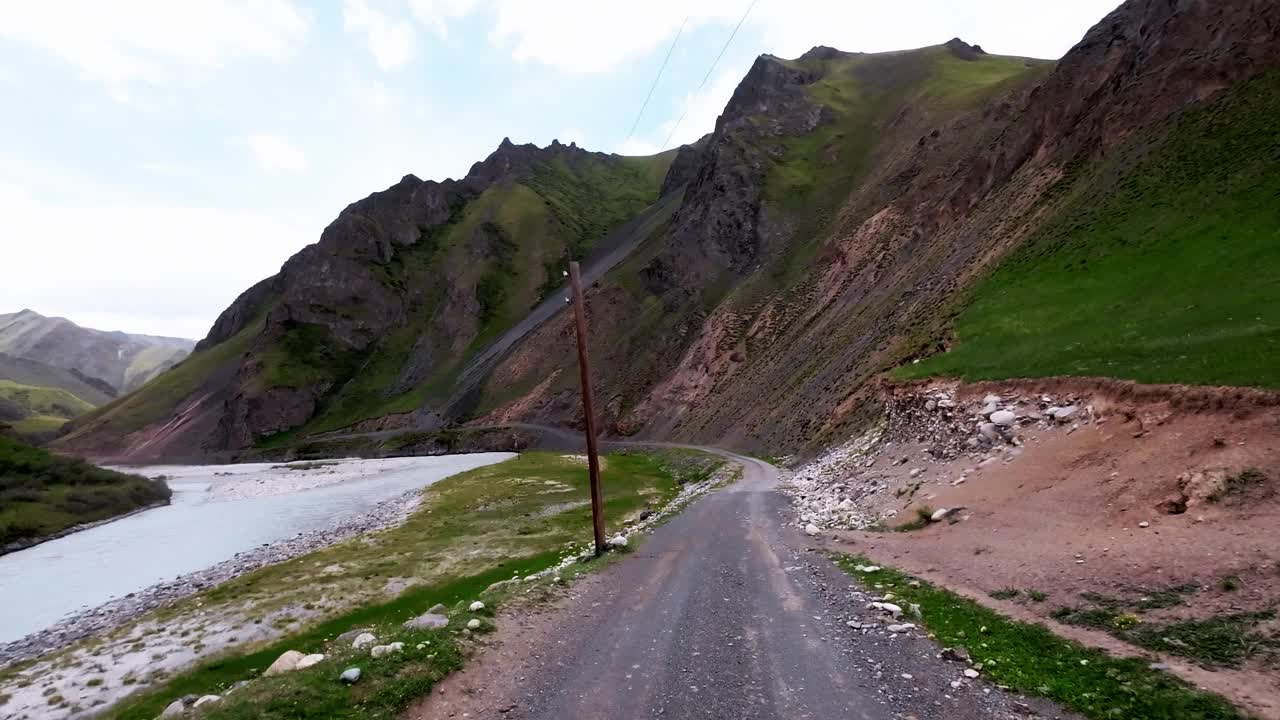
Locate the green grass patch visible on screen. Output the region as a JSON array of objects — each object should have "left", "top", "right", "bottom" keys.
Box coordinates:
[
  {"left": 0, "top": 435, "right": 171, "bottom": 546},
  {"left": 899, "top": 71, "right": 1280, "bottom": 389},
  {"left": 1054, "top": 594, "right": 1278, "bottom": 669},
  {"left": 0, "top": 380, "right": 95, "bottom": 419},
  {"left": 831, "top": 553, "right": 1246, "bottom": 719}
]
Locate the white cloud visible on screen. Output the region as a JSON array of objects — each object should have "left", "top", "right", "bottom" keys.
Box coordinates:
[
  {"left": 408, "top": 0, "right": 479, "bottom": 40},
  {"left": 244, "top": 134, "right": 309, "bottom": 173},
  {"left": 343, "top": 0, "right": 416, "bottom": 71},
  {"left": 0, "top": 182, "right": 318, "bottom": 339},
  {"left": 0, "top": 0, "right": 311, "bottom": 96}
]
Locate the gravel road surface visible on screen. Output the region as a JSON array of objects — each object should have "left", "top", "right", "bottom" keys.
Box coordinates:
[{"left": 412, "top": 453, "right": 1071, "bottom": 720}]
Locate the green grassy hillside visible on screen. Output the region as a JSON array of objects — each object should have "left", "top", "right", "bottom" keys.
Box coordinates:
[
  {"left": 900, "top": 71, "right": 1280, "bottom": 388},
  {"left": 0, "top": 379, "right": 97, "bottom": 438},
  {"left": 0, "top": 435, "right": 171, "bottom": 547},
  {"left": 279, "top": 151, "right": 676, "bottom": 437}
]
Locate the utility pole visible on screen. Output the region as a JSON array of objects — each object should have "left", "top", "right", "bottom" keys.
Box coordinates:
[{"left": 568, "top": 261, "right": 607, "bottom": 556}]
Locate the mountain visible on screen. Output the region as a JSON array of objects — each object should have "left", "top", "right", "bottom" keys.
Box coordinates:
[
  {"left": 0, "top": 310, "right": 194, "bottom": 393},
  {"left": 57, "top": 142, "right": 677, "bottom": 460},
  {"left": 57, "top": 0, "right": 1280, "bottom": 462}
]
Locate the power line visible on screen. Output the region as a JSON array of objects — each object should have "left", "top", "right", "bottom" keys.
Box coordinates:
[
  {"left": 661, "top": 0, "right": 759, "bottom": 151},
  {"left": 626, "top": 17, "right": 688, "bottom": 143}
]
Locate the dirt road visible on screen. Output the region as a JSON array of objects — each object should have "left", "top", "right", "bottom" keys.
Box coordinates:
[{"left": 410, "top": 453, "right": 1067, "bottom": 720}]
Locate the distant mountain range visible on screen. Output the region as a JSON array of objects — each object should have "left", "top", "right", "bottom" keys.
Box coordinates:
[{"left": 0, "top": 310, "right": 193, "bottom": 439}]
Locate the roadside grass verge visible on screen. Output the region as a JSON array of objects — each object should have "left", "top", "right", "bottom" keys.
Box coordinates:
[
  {"left": 830, "top": 553, "right": 1246, "bottom": 719},
  {"left": 91, "top": 450, "right": 716, "bottom": 719},
  {"left": 1050, "top": 583, "right": 1278, "bottom": 669}
]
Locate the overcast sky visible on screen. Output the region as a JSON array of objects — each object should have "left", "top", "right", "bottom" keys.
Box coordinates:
[{"left": 0, "top": 0, "right": 1121, "bottom": 340}]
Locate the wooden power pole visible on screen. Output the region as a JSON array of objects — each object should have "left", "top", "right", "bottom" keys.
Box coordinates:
[{"left": 568, "top": 261, "right": 607, "bottom": 556}]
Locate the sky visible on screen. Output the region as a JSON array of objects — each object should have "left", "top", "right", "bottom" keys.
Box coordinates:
[{"left": 0, "top": 0, "right": 1121, "bottom": 340}]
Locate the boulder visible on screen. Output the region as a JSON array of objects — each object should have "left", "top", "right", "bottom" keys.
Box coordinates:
[
  {"left": 351, "top": 633, "right": 377, "bottom": 649},
  {"left": 403, "top": 612, "right": 449, "bottom": 631},
  {"left": 1049, "top": 405, "right": 1080, "bottom": 422},
  {"left": 160, "top": 700, "right": 186, "bottom": 718},
  {"left": 427, "top": 603, "right": 448, "bottom": 615},
  {"left": 335, "top": 628, "right": 373, "bottom": 646},
  {"left": 964, "top": 668, "right": 980, "bottom": 679},
  {"left": 466, "top": 618, "right": 482, "bottom": 630},
  {"left": 978, "top": 423, "right": 1001, "bottom": 443},
  {"left": 608, "top": 534, "right": 628, "bottom": 548},
  {"left": 886, "top": 623, "right": 916, "bottom": 633},
  {"left": 468, "top": 601, "right": 485, "bottom": 612},
  {"left": 989, "top": 410, "right": 1017, "bottom": 426},
  {"left": 193, "top": 695, "right": 221, "bottom": 708},
  {"left": 339, "top": 667, "right": 362, "bottom": 684},
  {"left": 295, "top": 653, "right": 325, "bottom": 670},
  {"left": 930, "top": 508, "right": 951, "bottom": 522},
  {"left": 982, "top": 394, "right": 1002, "bottom": 405},
  {"left": 370, "top": 644, "right": 397, "bottom": 658},
  {"left": 264, "top": 650, "right": 305, "bottom": 676},
  {"left": 804, "top": 523, "right": 820, "bottom": 536}
]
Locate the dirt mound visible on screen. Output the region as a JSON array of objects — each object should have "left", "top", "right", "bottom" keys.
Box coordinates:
[{"left": 787, "top": 378, "right": 1280, "bottom": 717}]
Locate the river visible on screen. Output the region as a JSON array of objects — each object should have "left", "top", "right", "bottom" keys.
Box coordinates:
[{"left": 0, "top": 452, "right": 513, "bottom": 644}]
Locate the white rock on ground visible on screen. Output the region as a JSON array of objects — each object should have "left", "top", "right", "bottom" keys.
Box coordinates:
[
  {"left": 193, "top": 694, "right": 221, "bottom": 707},
  {"left": 264, "top": 649, "right": 306, "bottom": 676},
  {"left": 467, "top": 619, "right": 482, "bottom": 629},
  {"left": 964, "top": 668, "right": 981, "bottom": 678},
  {"left": 370, "top": 644, "right": 400, "bottom": 658},
  {"left": 805, "top": 523, "right": 821, "bottom": 536},
  {"left": 352, "top": 632, "right": 377, "bottom": 649},
  {"left": 608, "top": 534, "right": 628, "bottom": 548},
  {"left": 160, "top": 699, "right": 186, "bottom": 718},
  {"left": 339, "top": 667, "right": 361, "bottom": 684},
  {"left": 990, "top": 409, "right": 1017, "bottom": 426},
  {"left": 930, "top": 508, "right": 952, "bottom": 522},
  {"left": 886, "top": 623, "right": 916, "bottom": 633},
  {"left": 295, "top": 653, "right": 325, "bottom": 670},
  {"left": 468, "top": 601, "right": 485, "bottom": 611}
]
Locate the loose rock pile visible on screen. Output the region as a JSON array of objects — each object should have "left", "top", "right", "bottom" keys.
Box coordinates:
[{"left": 785, "top": 385, "right": 1095, "bottom": 530}]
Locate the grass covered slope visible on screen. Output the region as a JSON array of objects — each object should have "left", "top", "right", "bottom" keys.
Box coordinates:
[
  {"left": 831, "top": 554, "right": 1245, "bottom": 719},
  {"left": 900, "top": 71, "right": 1280, "bottom": 388},
  {"left": 274, "top": 150, "right": 675, "bottom": 438},
  {"left": 0, "top": 435, "right": 171, "bottom": 548}
]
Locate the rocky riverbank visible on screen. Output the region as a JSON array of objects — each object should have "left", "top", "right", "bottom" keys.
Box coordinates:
[{"left": 0, "top": 487, "right": 424, "bottom": 668}]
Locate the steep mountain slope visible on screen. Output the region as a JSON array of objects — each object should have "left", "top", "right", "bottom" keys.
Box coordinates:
[
  {"left": 57, "top": 143, "right": 677, "bottom": 460},
  {"left": 0, "top": 310, "right": 192, "bottom": 393},
  {"left": 56, "top": 0, "right": 1280, "bottom": 463},
  {"left": 476, "top": 0, "right": 1280, "bottom": 452}
]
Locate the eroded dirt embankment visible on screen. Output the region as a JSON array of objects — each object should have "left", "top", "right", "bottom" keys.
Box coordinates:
[{"left": 785, "top": 377, "right": 1280, "bottom": 719}]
